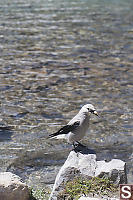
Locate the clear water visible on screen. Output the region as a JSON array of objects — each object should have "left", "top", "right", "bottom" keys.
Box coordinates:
[{"left": 0, "top": 0, "right": 133, "bottom": 188}]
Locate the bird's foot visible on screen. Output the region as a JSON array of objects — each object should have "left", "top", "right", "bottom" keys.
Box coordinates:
[
  {"left": 72, "top": 142, "right": 96, "bottom": 154},
  {"left": 72, "top": 141, "right": 86, "bottom": 149}
]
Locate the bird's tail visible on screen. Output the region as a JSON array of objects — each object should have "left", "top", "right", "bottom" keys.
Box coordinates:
[{"left": 47, "top": 132, "right": 58, "bottom": 138}]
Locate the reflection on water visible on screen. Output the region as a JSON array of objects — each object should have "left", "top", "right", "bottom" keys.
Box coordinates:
[{"left": 0, "top": 0, "right": 133, "bottom": 187}]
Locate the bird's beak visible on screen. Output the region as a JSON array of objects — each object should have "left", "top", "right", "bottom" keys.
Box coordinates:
[{"left": 93, "top": 110, "right": 100, "bottom": 117}]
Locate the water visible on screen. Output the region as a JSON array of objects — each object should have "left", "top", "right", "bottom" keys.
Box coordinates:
[{"left": 0, "top": 0, "right": 133, "bottom": 189}]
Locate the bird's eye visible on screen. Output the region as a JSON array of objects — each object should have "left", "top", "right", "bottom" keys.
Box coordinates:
[{"left": 87, "top": 108, "right": 93, "bottom": 112}]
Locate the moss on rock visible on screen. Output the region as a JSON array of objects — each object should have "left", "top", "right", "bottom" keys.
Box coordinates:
[{"left": 58, "top": 176, "right": 118, "bottom": 200}]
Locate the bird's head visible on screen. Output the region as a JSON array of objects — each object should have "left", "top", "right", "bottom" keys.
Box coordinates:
[{"left": 80, "top": 104, "right": 99, "bottom": 117}]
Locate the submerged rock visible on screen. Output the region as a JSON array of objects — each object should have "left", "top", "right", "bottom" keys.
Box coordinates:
[
  {"left": 49, "top": 146, "right": 127, "bottom": 200},
  {"left": 0, "top": 172, "right": 31, "bottom": 200}
]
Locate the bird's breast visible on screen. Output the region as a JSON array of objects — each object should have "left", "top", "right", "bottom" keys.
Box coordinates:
[{"left": 68, "top": 115, "right": 90, "bottom": 143}]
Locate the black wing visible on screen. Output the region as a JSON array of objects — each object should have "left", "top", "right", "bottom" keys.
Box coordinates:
[{"left": 48, "top": 121, "right": 80, "bottom": 138}]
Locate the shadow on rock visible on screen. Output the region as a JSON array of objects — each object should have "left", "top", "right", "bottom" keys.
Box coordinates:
[{"left": 73, "top": 143, "right": 96, "bottom": 154}]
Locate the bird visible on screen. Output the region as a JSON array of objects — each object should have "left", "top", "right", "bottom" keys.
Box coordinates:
[{"left": 48, "top": 104, "right": 99, "bottom": 147}]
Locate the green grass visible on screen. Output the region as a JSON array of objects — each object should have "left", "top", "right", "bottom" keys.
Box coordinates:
[{"left": 58, "top": 176, "right": 118, "bottom": 200}]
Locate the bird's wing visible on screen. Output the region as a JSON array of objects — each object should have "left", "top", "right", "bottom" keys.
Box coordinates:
[{"left": 48, "top": 121, "right": 80, "bottom": 138}]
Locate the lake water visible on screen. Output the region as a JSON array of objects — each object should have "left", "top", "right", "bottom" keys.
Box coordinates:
[{"left": 0, "top": 0, "right": 133, "bottom": 190}]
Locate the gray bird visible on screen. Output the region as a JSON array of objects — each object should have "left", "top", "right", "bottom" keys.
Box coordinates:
[{"left": 48, "top": 104, "right": 99, "bottom": 147}]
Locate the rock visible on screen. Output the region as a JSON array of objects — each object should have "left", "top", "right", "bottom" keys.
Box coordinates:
[
  {"left": 0, "top": 172, "right": 31, "bottom": 200},
  {"left": 95, "top": 159, "right": 127, "bottom": 185},
  {"left": 49, "top": 146, "right": 127, "bottom": 200}
]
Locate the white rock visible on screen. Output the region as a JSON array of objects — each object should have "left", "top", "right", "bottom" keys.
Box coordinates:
[
  {"left": 0, "top": 172, "right": 30, "bottom": 200},
  {"left": 95, "top": 159, "right": 126, "bottom": 176},
  {"left": 95, "top": 159, "right": 127, "bottom": 185},
  {"left": 49, "top": 150, "right": 96, "bottom": 200},
  {"left": 49, "top": 147, "right": 127, "bottom": 200}
]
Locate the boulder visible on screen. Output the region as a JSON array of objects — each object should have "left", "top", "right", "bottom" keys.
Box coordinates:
[
  {"left": 0, "top": 172, "right": 31, "bottom": 200},
  {"left": 49, "top": 146, "right": 127, "bottom": 200},
  {"left": 95, "top": 159, "right": 127, "bottom": 185}
]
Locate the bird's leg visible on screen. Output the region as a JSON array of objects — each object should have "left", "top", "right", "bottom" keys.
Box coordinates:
[
  {"left": 72, "top": 141, "right": 79, "bottom": 149},
  {"left": 72, "top": 141, "right": 87, "bottom": 153},
  {"left": 72, "top": 142, "right": 77, "bottom": 148},
  {"left": 72, "top": 141, "right": 85, "bottom": 149},
  {"left": 76, "top": 141, "right": 86, "bottom": 147}
]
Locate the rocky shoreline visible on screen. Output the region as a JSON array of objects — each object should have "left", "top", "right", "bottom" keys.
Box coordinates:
[
  {"left": 49, "top": 145, "right": 126, "bottom": 200},
  {"left": 0, "top": 146, "right": 127, "bottom": 200}
]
